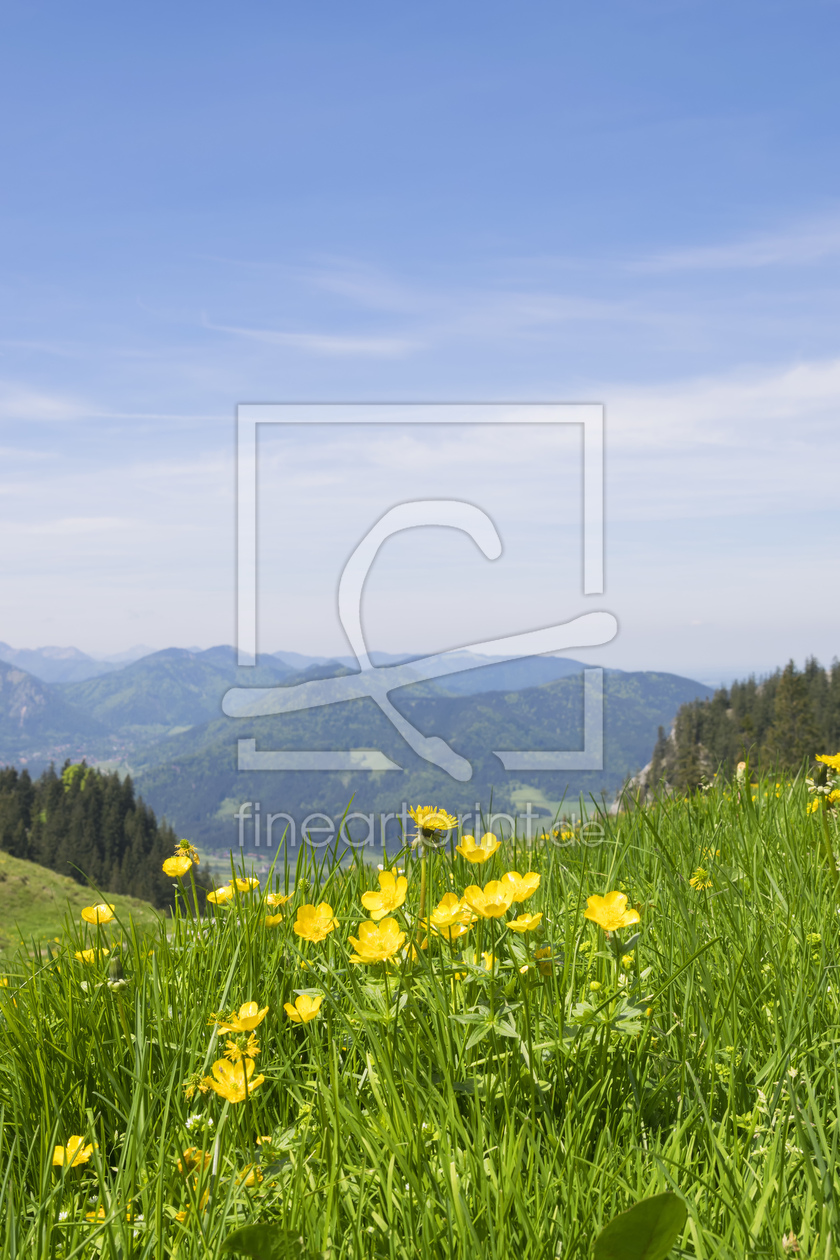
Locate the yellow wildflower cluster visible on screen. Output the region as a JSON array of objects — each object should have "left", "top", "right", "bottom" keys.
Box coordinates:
[
  {"left": 206, "top": 876, "right": 261, "bottom": 905},
  {"left": 184, "top": 1001, "right": 268, "bottom": 1104},
  {"left": 417, "top": 869, "right": 542, "bottom": 944},
  {"left": 807, "top": 753, "right": 840, "bottom": 813},
  {"left": 74, "top": 947, "right": 110, "bottom": 964}
]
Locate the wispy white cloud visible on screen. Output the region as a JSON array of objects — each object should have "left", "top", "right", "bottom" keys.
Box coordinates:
[
  {"left": 632, "top": 214, "right": 840, "bottom": 273},
  {"left": 609, "top": 354, "right": 840, "bottom": 449},
  {"left": 0, "top": 381, "right": 93, "bottom": 422},
  {"left": 304, "top": 259, "right": 426, "bottom": 313},
  {"left": 13, "top": 516, "right": 137, "bottom": 536},
  {"left": 298, "top": 261, "right": 658, "bottom": 338},
  {"left": 202, "top": 314, "right": 421, "bottom": 358},
  {"left": 0, "top": 337, "right": 85, "bottom": 359}
]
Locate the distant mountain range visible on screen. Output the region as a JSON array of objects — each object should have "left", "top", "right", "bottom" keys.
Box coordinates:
[
  {"left": 0, "top": 642, "right": 156, "bottom": 683},
  {"left": 0, "top": 641, "right": 586, "bottom": 690},
  {"left": 0, "top": 644, "right": 713, "bottom": 851}
]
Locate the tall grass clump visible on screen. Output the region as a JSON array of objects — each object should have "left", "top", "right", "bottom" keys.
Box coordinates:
[{"left": 1, "top": 769, "right": 840, "bottom": 1258}]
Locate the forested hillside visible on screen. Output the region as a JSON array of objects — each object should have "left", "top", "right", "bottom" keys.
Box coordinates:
[
  {"left": 135, "top": 668, "right": 712, "bottom": 850},
  {"left": 0, "top": 646, "right": 712, "bottom": 851},
  {"left": 0, "top": 659, "right": 108, "bottom": 764},
  {"left": 0, "top": 761, "right": 208, "bottom": 909},
  {"left": 647, "top": 657, "right": 840, "bottom": 790}
]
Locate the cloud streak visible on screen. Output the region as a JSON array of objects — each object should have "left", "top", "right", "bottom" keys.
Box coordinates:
[
  {"left": 201, "top": 315, "right": 421, "bottom": 358},
  {"left": 632, "top": 214, "right": 840, "bottom": 273}
]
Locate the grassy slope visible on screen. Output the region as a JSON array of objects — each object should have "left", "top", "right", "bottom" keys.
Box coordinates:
[
  {"left": 0, "top": 850, "right": 161, "bottom": 956},
  {"left": 1, "top": 775, "right": 838, "bottom": 1257}
]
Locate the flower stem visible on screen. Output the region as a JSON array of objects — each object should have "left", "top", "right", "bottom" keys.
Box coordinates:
[
  {"left": 820, "top": 798, "right": 840, "bottom": 891},
  {"left": 419, "top": 850, "right": 428, "bottom": 939}
]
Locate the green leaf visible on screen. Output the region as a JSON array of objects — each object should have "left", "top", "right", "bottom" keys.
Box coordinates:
[
  {"left": 222, "top": 1224, "right": 309, "bottom": 1259},
  {"left": 464, "top": 1024, "right": 494, "bottom": 1050},
  {"left": 593, "top": 1193, "right": 687, "bottom": 1260}
]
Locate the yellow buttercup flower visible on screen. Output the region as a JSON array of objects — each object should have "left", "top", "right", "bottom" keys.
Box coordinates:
[
  {"left": 348, "top": 917, "right": 406, "bottom": 964},
  {"left": 437, "top": 919, "right": 472, "bottom": 942},
  {"left": 689, "top": 867, "right": 713, "bottom": 891},
  {"left": 507, "top": 912, "right": 543, "bottom": 933},
  {"left": 162, "top": 855, "right": 193, "bottom": 878},
  {"left": 202, "top": 1057, "right": 265, "bottom": 1103},
  {"left": 807, "top": 799, "right": 821, "bottom": 815},
  {"left": 361, "top": 869, "right": 408, "bottom": 921},
  {"left": 461, "top": 881, "right": 516, "bottom": 920},
  {"left": 428, "top": 892, "right": 464, "bottom": 927},
  {"left": 177, "top": 1147, "right": 212, "bottom": 1175},
  {"left": 74, "top": 947, "right": 110, "bottom": 963},
  {"left": 816, "top": 753, "right": 840, "bottom": 771},
  {"left": 472, "top": 951, "right": 495, "bottom": 971},
  {"left": 237, "top": 1163, "right": 263, "bottom": 1187},
  {"left": 284, "top": 993, "right": 323, "bottom": 1023},
  {"left": 534, "top": 946, "right": 553, "bottom": 976},
  {"left": 233, "top": 877, "right": 260, "bottom": 891},
  {"left": 80, "top": 903, "right": 115, "bottom": 925},
  {"left": 264, "top": 913, "right": 284, "bottom": 927},
  {"left": 425, "top": 892, "right": 475, "bottom": 941},
  {"left": 175, "top": 1190, "right": 209, "bottom": 1223},
  {"left": 553, "top": 826, "right": 577, "bottom": 843},
  {"left": 409, "top": 805, "right": 459, "bottom": 845},
  {"left": 223, "top": 1033, "right": 260, "bottom": 1062},
  {"left": 294, "top": 903, "right": 338, "bottom": 943},
  {"left": 206, "top": 885, "right": 233, "bottom": 905},
  {"left": 52, "top": 1136, "right": 94, "bottom": 1167},
  {"left": 183, "top": 1071, "right": 212, "bottom": 1099},
  {"left": 584, "top": 891, "right": 641, "bottom": 933},
  {"left": 216, "top": 1001, "right": 269, "bottom": 1033},
  {"left": 265, "top": 892, "right": 292, "bottom": 907},
  {"left": 175, "top": 838, "right": 200, "bottom": 864},
  {"left": 456, "top": 833, "right": 502, "bottom": 864},
  {"left": 500, "top": 870, "right": 541, "bottom": 901}
]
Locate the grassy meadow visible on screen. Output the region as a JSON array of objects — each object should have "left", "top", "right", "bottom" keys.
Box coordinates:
[
  {"left": 1, "top": 773, "right": 839, "bottom": 1258},
  {"left": 0, "top": 850, "right": 161, "bottom": 960}
]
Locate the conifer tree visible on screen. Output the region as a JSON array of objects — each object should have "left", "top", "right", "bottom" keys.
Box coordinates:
[
  {"left": 0, "top": 760, "right": 207, "bottom": 910},
  {"left": 645, "top": 657, "right": 840, "bottom": 790}
]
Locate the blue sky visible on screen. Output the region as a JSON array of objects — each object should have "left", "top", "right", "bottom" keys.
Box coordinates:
[{"left": 1, "top": 0, "right": 839, "bottom": 683}]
